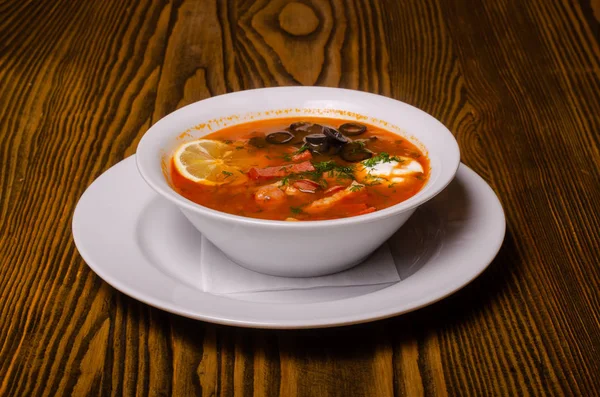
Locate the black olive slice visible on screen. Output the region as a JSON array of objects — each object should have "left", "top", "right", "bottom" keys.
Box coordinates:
[
  {"left": 289, "top": 121, "right": 312, "bottom": 132},
  {"left": 290, "top": 122, "right": 326, "bottom": 134},
  {"left": 304, "top": 133, "right": 328, "bottom": 144},
  {"left": 266, "top": 131, "right": 294, "bottom": 144},
  {"left": 339, "top": 122, "right": 367, "bottom": 136},
  {"left": 303, "top": 133, "right": 329, "bottom": 153},
  {"left": 323, "top": 126, "right": 350, "bottom": 145},
  {"left": 248, "top": 136, "right": 267, "bottom": 148},
  {"left": 309, "top": 124, "right": 326, "bottom": 134},
  {"left": 340, "top": 142, "right": 373, "bottom": 162}
]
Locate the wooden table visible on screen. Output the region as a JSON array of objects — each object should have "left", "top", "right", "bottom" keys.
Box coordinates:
[{"left": 1, "top": 1, "right": 599, "bottom": 395}]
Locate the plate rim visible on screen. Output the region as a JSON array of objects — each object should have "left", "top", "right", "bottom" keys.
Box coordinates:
[{"left": 72, "top": 156, "right": 506, "bottom": 329}]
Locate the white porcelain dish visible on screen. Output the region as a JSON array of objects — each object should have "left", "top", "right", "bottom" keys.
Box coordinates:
[
  {"left": 72, "top": 156, "right": 505, "bottom": 328},
  {"left": 136, "top": 87, "right": 460, "bottom": 277}
]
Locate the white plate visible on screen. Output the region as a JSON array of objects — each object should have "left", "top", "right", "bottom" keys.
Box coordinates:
[{"left": 72, "top": 156, "right": 505, "bottom": 328}]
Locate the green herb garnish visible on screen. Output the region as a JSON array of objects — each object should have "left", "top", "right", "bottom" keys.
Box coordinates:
[
  {"left": 311, "top": 161, "right": 354, "bottom": 180},
  {"left": 290, "top": 206, "right": 303, "bottom": 214},
  {"left": 222, "top": 170, "right": 233, "bottom": 178},
  {"left": 362, "top": 173, "right": 384, "bottom": 186},
  {"left": 293, "top": 144, "right": 309, "bottom": 154},
  {"left": 310, "top": 165, "right": 352, "bottom": 183},
  {"left": 362, "top": 152, "right": 402, "bottom": 168},
  {"left": 274, "top": 161, "right": 355, "bottom": 188}
]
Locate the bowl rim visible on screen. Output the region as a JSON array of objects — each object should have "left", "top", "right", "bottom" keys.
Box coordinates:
[{"left": 136, "top": 86, "right": 460, "bottom": 229}]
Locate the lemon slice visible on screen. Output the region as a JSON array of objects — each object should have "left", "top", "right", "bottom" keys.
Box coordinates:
[{"left": 173, "top": 140, "right": 248, "bottom": 185}]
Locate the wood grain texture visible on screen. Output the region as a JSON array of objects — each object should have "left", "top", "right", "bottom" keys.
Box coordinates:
[{"left": 1, "top": 0, "right": 599, "bottom": 396}]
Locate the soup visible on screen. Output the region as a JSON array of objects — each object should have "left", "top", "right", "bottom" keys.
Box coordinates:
[{"left": 170, "top": 117, "right": 429, "bottom": 221}]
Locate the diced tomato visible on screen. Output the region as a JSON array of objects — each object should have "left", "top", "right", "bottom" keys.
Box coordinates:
[
  {"left": 291, "top": 150, "right": 312, "bottom": 162},
  {"left": 324, "top": 185, "right": 345, "bottom": 195},
  {"left": 247, "top": 161, "right": 315, "bottom": 180}
]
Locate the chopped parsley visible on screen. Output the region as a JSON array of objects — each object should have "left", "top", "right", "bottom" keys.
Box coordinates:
[
  {"left": 223, "top": 139, "right": 233, "bottom": 144},
  {"left": 222, "top": 170, "right": 233, "bottom": 178},
  {"left": 293, "top": 144, "right": 309, "bottom": 154},
  {"left": 364, "top": 180, "right": 383, "bottom": 186},
  {"left": 282, "top": 153, "right": 292, "bottom": 161},
  {"left": 301, "top": 160, "right": 354, "bottom": 183},
  {"left": 362, "top": 173, "right": 384, "bottom": 186},
  {"left": 349, "top": 184, "right": 365, "bottom": 192},
  {"left": 312, "top": 161, "right": 335, "bottom": 173},
  {"left": 311, "top": 161, "right": 354, "bottom": 180},
  {"left": 290, "top": 206, "right": 303, "bottom": 214},
  {"left": 362, "top": 152, "right": 402, "bottom": 168}
]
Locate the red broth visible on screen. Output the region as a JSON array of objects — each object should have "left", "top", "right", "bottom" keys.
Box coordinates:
[{"left": 170, "top": 117, "right": 429, "bottom": 221}]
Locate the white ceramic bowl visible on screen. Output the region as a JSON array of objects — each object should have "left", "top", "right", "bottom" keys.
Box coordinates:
[{"left": 136, "top": 87, "right": 460, "bottom": 277}]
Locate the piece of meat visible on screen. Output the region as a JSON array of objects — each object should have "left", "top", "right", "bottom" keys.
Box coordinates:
[
  {"left": 291, "top": 150, "right": 312, "bottom": 162},
  {"left": 303, "top": 181, "right": 366, "bottom": 214},
  {"left": 324, "top": 185, "right": 345, "bottom": 195},
  {"left": 292, "top": 179, "right": 320, "bottom": 193},
  {"left": 289, "top": 161, "right": 315, "bottom": 172},
  {"left": 254, "top": 184, "right": 286, "bottom": 208},
  {"left": 248, "top": 161, "right": 315, "bottom": 180}
]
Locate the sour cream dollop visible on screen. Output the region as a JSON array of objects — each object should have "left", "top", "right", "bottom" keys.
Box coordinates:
[{"left": 356, "top": 156, "right": 424, "bottom": 185}]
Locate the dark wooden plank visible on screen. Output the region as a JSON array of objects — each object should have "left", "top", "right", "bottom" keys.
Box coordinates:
[
  {"left": 0, "top": 1, "right": 173, "bottom": 396},
  {"left": 0, "top": 0, "right": 599, "bottom": 396},
  {"left": 436, "top": 0, "right": 600, "bottom": 395}
]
